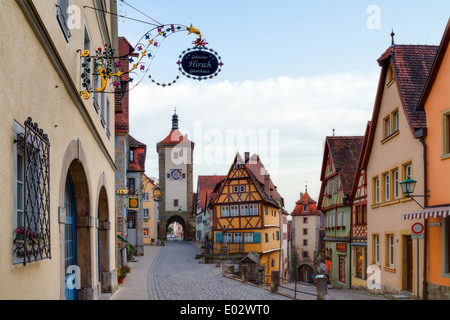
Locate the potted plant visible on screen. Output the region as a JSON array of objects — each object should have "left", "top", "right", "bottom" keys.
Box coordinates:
[
  {"left": 14, "top": 226, "right": 25, "bottom": 247},
  {"left": 117, "top": 266, "right": 127, "bottom": 284}
]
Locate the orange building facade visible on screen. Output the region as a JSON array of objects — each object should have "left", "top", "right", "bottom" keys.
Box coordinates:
[{"left": 403, "top": 19, "right": 450, "bottom": 300}]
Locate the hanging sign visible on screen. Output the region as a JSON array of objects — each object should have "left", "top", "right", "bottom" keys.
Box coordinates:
[
  {"left": 181, "top": 50, "right": 219, "bottom": 77},
  {"left": 127, "top": 197, "right": 140, "bottom": 210}
]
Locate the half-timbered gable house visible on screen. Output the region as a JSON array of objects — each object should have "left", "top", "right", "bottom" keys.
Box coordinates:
[
  {"left": 318, "top": 136, "right": 364, "bottom": 288},
  {"left": 349, "top": 122, "right": 371, "bottom": 289},
  {"left": 210, "top": 153, "right": 283, "bottom": 278}
]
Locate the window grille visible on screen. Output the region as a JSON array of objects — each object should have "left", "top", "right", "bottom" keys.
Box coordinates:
[{"left": 13, "top": 118, "right": 51, "bottom": 265}]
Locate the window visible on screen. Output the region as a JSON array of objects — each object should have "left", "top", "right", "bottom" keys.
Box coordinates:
[
  {"left": 393, "top": 170, "right": 399, "bottom": 199},
  {"left": 240, "top": 185, "right": 246, "bottom": 192},
  {"left": 446, "top": 217, "right": 450, "bottom": 273},
  {"left": 225, "top": 233, "right": 232, "bottom": 244},
  {"left": 373, "top": 234, "right": 380, "bottom": 265},
  {"left": 373, "top": 176, "right": 380, "bottom": 204},
  {"left": 244, "top": 233, "right": 253, "bottom": 243},
  {"left": 383, "top": 108, "right": 399, "bottom": 141},
  {"left": 387, "top": 234, "right": 395, "bottom": 268},
  {"left": 221, "top": 206, "right": 229, "bottom": 217},
  {"left": 355, "top": 247, "right": 366, "bottom": 279},
  {"left": 303, "top": 204, "right": 308, "bottom": 213},
  {"left": 129, "top": 150, "right": 134, "bottom": 162},
  {"left": 303, "top": 239, "right": 308, "bottom": 246},
  {"left": 173, "top": 199, "right": 179, "bottom": 207},
  {"left": 106, "top": 98, "right": 111, "bottom": 138},
  {"left": 383, "top": 172, "right": 390, "bottom": 202},
  {"left": 362, "top": 205, "right": 367, "bottom": 224},
  {"left": 303, "top": 228, "right": 308, "bottom": 235},
  {"left": 405, "top": 164, "right": 412, "bottom": 179},
  {"left": 383, "top": 115, "right": 391, "bottom": 139},
  {"left": 127, "top": 178, "right": 135, "bottom": 194},
  {"left": 335, "top": 176, "right": 339, "bottom": 193},
  {"left": 143, "top": 228, "right": 150, "bottom": 237},
  {"left": 143, "top": 209, "right": 150, "bottom": 219},
  {"left": 303, "top": 217, "right": 308, "bottom": 224},
  {"left": 250, "top": 204, "right": 258, "bottom": 216},
  {"left": 337, "top": 212, "right": 342, "bottom": 227},
  {"left": 56, "top": 0, "right": 71, "bottom": 42},
  {"left": 13, "top": 119, "right": 51, "bottom": 265},
  {"left": 234, "top": 233, "right": 243, "bottom": 243},
  {"left": 393, "top": 110, "right": 399, "bottom": 133},
  {"left": 276, "top": 231, "right": 280, "bottom": 240},
  {"left": 265, "top": 233, "right": 269, "bottom": 242},
  {"left": 233, "top": 186, "right": 239, "bottom": 193},
  {"left": 443, "top": 111, "right": 450, "bottom": 156},
  {"left": 240, "top": 204, "right": 249, "bottom": 216},
  {"left": 143, "top": 193, "right": 150, "bottom": 201},
  {"left": 230, "top": 205, "right": 239, "bottom": 217}
]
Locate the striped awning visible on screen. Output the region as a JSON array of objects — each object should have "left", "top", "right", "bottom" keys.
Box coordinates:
[{"left": 402, "top": 206, "right": 450, "bottom": 221}]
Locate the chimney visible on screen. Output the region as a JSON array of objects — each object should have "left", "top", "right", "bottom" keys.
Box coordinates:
[
  {"left": 245, "top": 152, "right": 250, "bottom": 163},
  {"left": 300, "top": 192, "right": 304, "bottom": 199},
  {"left": 264, "top": 174, "right": 270, "bottom": 196}
]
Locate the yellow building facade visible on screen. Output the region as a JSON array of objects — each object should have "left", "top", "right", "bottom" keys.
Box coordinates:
[
  {"left": 1, "top": 0, "right": 118, "bottom": 300},
  {"left": 142, "top": 174, "right": 159, "bottom": 245},
  {"left": 210, "top": 153, "right": 283, "bottom": 279}
]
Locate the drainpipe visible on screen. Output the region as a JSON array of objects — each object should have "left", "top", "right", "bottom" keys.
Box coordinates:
[{"left": 419, "top": 135, "right": 428, "bottom": 300}]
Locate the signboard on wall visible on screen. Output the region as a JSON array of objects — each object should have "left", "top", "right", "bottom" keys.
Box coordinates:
[{"left": 127, "top": 197, "right": 140, "bottom": 210}]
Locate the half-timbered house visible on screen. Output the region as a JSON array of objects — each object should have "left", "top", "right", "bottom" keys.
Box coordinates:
[
  {"left": 210, "top": 152, "right": 284, "bottom": 278},
  {"left": 349, "top": 122, "right": 371, "bottom": 289},
  {"left": 318, "top": 136, "right": 364, "bottom": 288}
]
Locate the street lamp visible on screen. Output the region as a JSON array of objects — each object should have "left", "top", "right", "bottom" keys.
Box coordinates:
[
  {"left": 399, "top": 178, "right": 428, "bottom": 209},
  {"left": 399, "top": 178, "right": 417, "bottom": 197}
]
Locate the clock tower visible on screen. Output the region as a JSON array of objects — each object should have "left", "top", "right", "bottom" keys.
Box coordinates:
[{"left": 157, "top": 110, "right": 195, "bottom": 240}]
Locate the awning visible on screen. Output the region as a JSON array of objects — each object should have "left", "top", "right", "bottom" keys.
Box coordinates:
[
  {"left": 117, "top": 235, "right": 136, "bottom": 250},
  {"left": 401, "top": 206, "right": 450, "bottom": 221}
]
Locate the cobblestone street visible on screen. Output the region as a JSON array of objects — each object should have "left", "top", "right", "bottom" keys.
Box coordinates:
[
  {"left": 147, "top": 240, "right": 289, "bottom": 300},
  {"left": 110, "top": 240, "right": 390, "bottom": 301}
]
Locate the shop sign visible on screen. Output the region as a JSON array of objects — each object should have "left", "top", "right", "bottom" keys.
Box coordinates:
[
  {"left": 336, "top": 243, "right": 347, "bottom": 252},
  {"left": 127, "top": 197, "right": 140, "bottom": 210}
]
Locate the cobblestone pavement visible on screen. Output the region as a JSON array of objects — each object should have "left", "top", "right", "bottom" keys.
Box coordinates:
[
  {"left": 147, "top": 239, "right": 290, "bottom": 300},
  {"left": 110, "top": 239, "right": 389, "bottom": 301}
]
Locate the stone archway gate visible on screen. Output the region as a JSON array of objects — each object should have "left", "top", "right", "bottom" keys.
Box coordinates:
[{"left": 159, "top": 211, "right": 194, "bottom": 240}]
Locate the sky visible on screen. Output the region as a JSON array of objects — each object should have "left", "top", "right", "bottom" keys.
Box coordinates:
[{"left": 117, "top": 0, "right": 450, "bottom": 213}]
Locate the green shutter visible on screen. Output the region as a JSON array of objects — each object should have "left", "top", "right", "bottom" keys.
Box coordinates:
[
  {"left": 216, "top": 232, "right": 222, "bottom": 243},
  {"left": 254, "top": 232, "right": 261, "bottom": 244}
]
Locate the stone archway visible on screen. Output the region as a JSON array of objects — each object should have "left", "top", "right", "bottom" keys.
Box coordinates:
[
  {"left": 59, "top": 140, "right": 94, "bottom": 300},
  {"left": 97, "top": 185, "right": 110, "bottom": 293},
  {"left": 166, "top": 215, "right": 186, "bottom": 240},
  {"left": 298, "top": 264, "right": 315, "bottom": 282}
]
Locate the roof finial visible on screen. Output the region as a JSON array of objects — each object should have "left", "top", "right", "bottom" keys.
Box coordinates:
[
  {"left": 391, "top": 29, "right": 395, "bottom": 45},
  {"left": 305, "top": 181, "right": 308, "bottom": 193},
  {"left": 332, "top": 128, "right": 335, "bottom": 137}
]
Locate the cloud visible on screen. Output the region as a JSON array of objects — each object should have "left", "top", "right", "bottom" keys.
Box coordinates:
[{"left": 128, "top": 72, "right": 378, "bottom": 212}]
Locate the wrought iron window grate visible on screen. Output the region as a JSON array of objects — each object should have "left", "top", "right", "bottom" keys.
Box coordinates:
[{"left": 13, "top": 118, "right": 51, "bottom": 265}]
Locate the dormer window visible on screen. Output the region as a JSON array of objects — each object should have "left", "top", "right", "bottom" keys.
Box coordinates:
[
  {"left": 303, "top": 204, "right": 308, "bottom": 213},
  {"left": 129, "top": 150, "right": 134, "bottom": 162}
]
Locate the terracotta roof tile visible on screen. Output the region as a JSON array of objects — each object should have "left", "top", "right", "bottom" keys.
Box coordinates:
[
  {"left": 327, "top": 136, "right": 364, "bottom": 195},
  {"left": 378, "top": 45, "right": 438, "bottom": 130},
  {"left": 128, "top": 135, "right": 147, "bottom": 172},
  {"left": 291, "top": 192, "right": 321, "bottom": 216},
  {"left": 197, "top": 175, "right": 227, "bottom": 211}
]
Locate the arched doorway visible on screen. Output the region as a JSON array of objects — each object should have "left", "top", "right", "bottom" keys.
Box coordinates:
[
  {"left": 64, "top": 172, "right": 77, "bottom": 300},
  {"left": 166, "top": 215, "right": 186, "bottom": 240},
  {"left": 97, "top": 186, "right": 109, "bottom": 293},
  {"left": 298, "top": 264, "right": 315, "bottom": 282},
  {"left": 63, "top": 159, "right": 92, "bottom": 300}
]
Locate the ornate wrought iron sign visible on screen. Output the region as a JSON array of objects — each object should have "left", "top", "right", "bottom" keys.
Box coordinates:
[
  {"left": 178, "top": 47, "right": 223, "bottom": 80},
  {"left": 79, "top": 23, "right": 223, "bottom": 95}
]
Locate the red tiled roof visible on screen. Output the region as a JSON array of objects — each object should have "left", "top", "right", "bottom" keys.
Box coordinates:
[
  {"left": 157, "top": 129, "right": 194, "bottom": 148},
  {"left": 115, "top": 37, "right": 138, "bottom": 133},
  {"left": 246, "top": 154, "right": 282, "bottom": 201},
  {"left": 291, "top": 192, "right": 321, "bottom": 216},
  {"left": 327, "top": 136, "right": 364, "bottom": 196},
  {"left": 197, "top": 175, "right": 227, "bottom": 211},
  {"left": 378, "top": 45, "right": 438, "bottom": 130}
]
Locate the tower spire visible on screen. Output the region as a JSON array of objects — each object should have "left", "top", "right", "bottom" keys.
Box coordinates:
[
  {"left": 172, "top": 108, "right": 179, "bottom": 129},
  {"left": 391, "top": 29, "right": 395, "bottom": 45}
]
